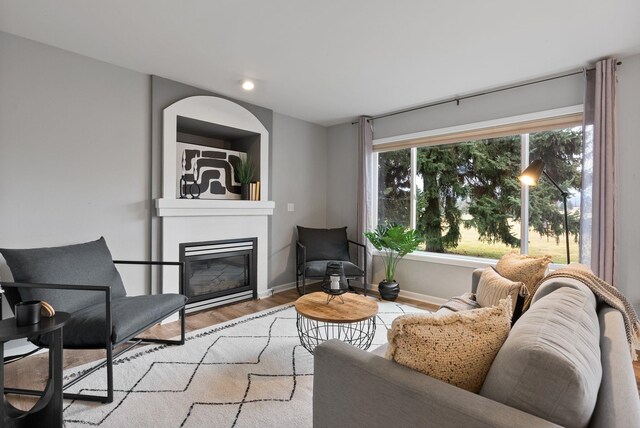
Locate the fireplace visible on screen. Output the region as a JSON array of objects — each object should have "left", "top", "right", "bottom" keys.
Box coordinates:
[
  {"left": 180, "top": 238, "right": 257, "bottom": 312},
  {"left": 156, "top": 96, "right": 274, "bottom": 309}
]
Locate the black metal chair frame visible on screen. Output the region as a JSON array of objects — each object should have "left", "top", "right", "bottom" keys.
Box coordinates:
[
  {"left": 296, "top": 240, "right": 367, "bottom": 296},
  {"left": 1, "top": 260, "right": 186, "bottom": 404}
]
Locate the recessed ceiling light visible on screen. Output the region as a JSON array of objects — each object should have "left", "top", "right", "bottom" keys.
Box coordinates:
[{"left": 241, "top": 80, "right": 255, "bottom": 91}]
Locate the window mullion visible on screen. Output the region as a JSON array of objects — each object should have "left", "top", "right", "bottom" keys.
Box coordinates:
[
  {"left": 410, "top": 147, "right": 417, "bottom": 230},
  {"left": 520, "top": 134, "right": 530, "bottom": 254}
]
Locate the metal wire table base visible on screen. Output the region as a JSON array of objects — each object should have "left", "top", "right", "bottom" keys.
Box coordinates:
[{"left": 296, "top": 313, "right": 376, "bottom": 354}]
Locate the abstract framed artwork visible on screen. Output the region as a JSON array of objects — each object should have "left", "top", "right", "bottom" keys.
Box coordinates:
[{"left": 175, "top": 142, "right": 245, "bottom": 199}]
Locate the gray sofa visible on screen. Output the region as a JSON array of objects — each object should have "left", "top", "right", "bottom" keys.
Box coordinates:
[{"left": 314, "top": 269, "right": 640, "bottom": 428}]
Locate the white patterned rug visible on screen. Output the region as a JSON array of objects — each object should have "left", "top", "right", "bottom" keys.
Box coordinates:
[{"left": 62, "top": 298, "right": 428, "bottom": 427}]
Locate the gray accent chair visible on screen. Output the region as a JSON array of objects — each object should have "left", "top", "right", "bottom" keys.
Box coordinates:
[
  {"left": 313, "top": 268, "right": 640, "bottom": 428},
  {"left": 0, "top": 237, "right": 187, "bottom": 404},
  {"left": 296, "top": 226, "right": 367, "bottom": 296}
]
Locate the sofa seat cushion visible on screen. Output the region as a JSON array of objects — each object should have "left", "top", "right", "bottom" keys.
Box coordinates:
[
  {"left": 301, "top": 260, "right": 364, "bottom": 278},
  {"left": 386, "top": 298, "right": 512, "bottom": 393},
  {"left": 436, "top": 292, "right": 479, "bottom": 315},
  {"left": 33, "top": 294, "right": 187, "bottom": 349},
  {"left": 480, "top": 282, "right": 601, "bottom": 428},
  {"left": 0, "top": 237, "right": 127, "bottom": 313}
]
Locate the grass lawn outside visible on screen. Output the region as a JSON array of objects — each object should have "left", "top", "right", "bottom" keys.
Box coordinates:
[{"left": 420, "top": 222, "right": 579, "bottom": 264}]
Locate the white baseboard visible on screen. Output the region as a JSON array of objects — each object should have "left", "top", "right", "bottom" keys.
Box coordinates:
[
  {"left": 263, "top": 280, "right": 323, "bottom": 298},
  {"left": 364, "top": 283, "right": 447, "bottom": 307},
  {"left": 259, "top": 281, "right": 297, "bottom": 298},
  {"left": 3, "top": 339, "right": 44, "bottom": 358}
]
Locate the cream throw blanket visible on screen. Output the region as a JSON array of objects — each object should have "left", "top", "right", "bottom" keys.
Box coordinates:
[{"left": 533, "top": 266, "right": 640, "bottom": 360}]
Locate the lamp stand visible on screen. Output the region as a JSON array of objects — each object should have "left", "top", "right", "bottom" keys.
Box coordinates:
[{"left": 543, "top": 171, "right": 571, "bottom": 264}]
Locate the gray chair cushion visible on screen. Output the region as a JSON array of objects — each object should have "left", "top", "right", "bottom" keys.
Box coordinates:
[
  {"left": 0, "top": 237, "right": 127, "bottom": 313},
  {"left": 33, "top": 293, "right": 187, "bottom": 348},
  {"left": 297, "top": 226, "right": 350, "bottom": 262},
  {"left": 480, "top": 282, "right": 602, "bottom": 428},
  {"left": 303, "top": 261, "right": 364, "bottom": 278}
]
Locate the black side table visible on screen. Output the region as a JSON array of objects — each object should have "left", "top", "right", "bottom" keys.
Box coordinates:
[{"left": 0, "top": 313, "right": 69, "bottom": 428}]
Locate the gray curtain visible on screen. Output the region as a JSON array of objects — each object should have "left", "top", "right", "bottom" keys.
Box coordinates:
[
  {"left": 582, "top": 58, "right": 617, "bottom": 283},
  {"left": 357, "top": 116, "right": 374, "bottom": 286}
]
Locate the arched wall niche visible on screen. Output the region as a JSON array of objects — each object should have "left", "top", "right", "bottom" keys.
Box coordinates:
[{"left": 161, "top": 95, "right": 269, "bottom": 201}]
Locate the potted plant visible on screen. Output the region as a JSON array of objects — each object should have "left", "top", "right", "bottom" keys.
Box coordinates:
[
  {"left": 233, "top": 156, "right": 255, "bottom": 200},
  {"left": 364, "top": 223, "right": 422, "bottom": 301}
]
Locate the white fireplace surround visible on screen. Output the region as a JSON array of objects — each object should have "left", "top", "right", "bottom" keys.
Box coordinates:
[{"left": 156, "top": 96, "right": 274, "bottom": 303}]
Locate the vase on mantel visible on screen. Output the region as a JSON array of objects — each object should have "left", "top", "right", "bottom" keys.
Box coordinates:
[{"left": 241, "top": 184, "right": 250, "bottom": 200}]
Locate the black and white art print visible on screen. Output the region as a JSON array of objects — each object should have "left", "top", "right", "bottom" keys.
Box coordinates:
[{"left": 176, "top": 142, "right": 245, "bottom": 199}]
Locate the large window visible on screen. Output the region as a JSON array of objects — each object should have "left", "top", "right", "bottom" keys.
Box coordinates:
[{"left": 374, "top": 113, "right": 584, "bottom": 264}]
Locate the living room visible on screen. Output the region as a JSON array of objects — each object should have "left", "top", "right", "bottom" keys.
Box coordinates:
[{"left": 1, "top": 1, "right": 639, "bottom": 427}]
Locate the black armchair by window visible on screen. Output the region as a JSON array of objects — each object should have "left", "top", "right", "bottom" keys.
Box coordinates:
[
  {"left": 0, "top": 237, "right": 187, "bottom": 404},
  {"left": 296, "top": 226, "right": 367, "bottom": 296}
]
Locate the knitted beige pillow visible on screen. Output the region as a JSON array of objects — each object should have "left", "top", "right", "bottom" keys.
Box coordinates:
[
  {"left": 476, "top": 266, "right": 524, "bottom": 314},
  {"left": 496, "top": 253, "right": 551, "bottom": 310},
  {"left": 386, "top": 298, "right": 512, "bottom": 393}
]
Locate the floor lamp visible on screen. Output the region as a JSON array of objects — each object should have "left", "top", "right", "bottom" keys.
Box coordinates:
[{"left": 519, "top": 159, "right": 571, "bottom": 264}]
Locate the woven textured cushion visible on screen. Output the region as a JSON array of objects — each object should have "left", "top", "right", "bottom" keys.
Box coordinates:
[
  {"left": 386, "top": 298, "right": 512, "bottom": 393},
  {"left": 297, "top": 226, "right": 350, "bottom": 262},
  {"left": 0, "top": 237, "right": 127, "bottom": 314},
  {"left": 476, "top": 266, "right": 524, "bottom": 314},
  {"left": 496, "top": 253, "right": 551, "bottom": 310},
  {"left": 480, "top": 282, "right": 601, "bottom": 428}
]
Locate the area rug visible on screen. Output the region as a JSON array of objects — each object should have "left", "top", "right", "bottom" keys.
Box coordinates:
[{"left": 62, "top": 298, "right": 429, "bottom": 427}]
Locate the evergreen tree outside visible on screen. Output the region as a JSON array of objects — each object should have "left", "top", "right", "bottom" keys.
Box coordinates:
[
  {"left": 375, "top": 127, "right": 583, "bottom": 262},
  {"left": 377, "top": 149, "right": 411, "bottom": 227}
]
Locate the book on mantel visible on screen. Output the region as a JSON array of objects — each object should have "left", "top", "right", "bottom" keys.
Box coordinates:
[{"left": 249, "top": 181, "right": 260, "bottom": 201}]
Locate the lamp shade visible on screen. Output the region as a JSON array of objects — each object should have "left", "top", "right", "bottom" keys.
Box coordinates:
[{"left": 519, "top": 159, "right": 545, "bottom": 186}]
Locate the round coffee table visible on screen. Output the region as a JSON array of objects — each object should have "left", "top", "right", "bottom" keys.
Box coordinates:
[{"left": 295, "top": 292, "right": 378, "bottom": 354}]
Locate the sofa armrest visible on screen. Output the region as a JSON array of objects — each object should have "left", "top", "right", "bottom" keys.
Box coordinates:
[
  {"left": 314, "top": 340, "right": 561, "bottom": 428},
  {"left": 589, "top": 307, "right": 640, "bottom": 428},
  {"left": 471, "top": 267, "right": 484, "bottom": 294}
]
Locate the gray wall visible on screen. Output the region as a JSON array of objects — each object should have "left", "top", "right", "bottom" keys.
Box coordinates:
[
  {"left": 326, "top": 122, "right": 359, "bottom": 237},
  {"left": 373, "top": 73, "right": 584, "bottom": 140},
  {"left": 615, "top": 53, "right": 640, "bottom": 313},
  {"left": 0, "top": 32, "right": 150, "bottom": 299},
  {"left": 0, "top": 32, "right": 330, "bottom": 307},
  {"left": 326, "top": 73, "right": 586, "bottom": 300},
  {"left": 270, "top": 113, "right": 327, "bottom": 286}
]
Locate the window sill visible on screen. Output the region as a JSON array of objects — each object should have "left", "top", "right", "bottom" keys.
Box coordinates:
[
  {"left": 371, "top": 250, "right": 496, "bottom": 268},
  {"left": 371, "top": 250, "right": 568, "bottom": 271}
]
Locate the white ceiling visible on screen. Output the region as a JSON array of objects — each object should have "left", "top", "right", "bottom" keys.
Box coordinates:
[{"left": 1, "top": 1, "right": 639, "bottom": 126}]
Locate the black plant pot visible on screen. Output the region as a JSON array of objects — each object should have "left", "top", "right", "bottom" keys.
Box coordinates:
[
  {"left": 378, "top": 280, "right": 400, "bottom": 301},
  {"left": 241, "top": 184, "right": 250, "bottom": 200}
]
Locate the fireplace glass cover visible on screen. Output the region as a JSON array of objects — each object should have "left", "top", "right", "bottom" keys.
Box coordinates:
[{"left": 186, "top": 254, "right": 249, "bottom": 299}]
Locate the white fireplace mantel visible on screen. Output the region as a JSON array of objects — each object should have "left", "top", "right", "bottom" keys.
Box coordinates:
[{"left": 156, "top": 198, "right": 275, "bottom": 217}]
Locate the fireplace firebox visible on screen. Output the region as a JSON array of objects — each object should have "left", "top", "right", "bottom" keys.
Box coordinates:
[{"left": 180, "top": 238, "right": 257, "bottom": 312}]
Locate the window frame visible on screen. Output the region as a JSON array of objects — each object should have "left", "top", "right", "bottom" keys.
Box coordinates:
[{"left": 371, "top": 105, "right": 584, "bottom": 266}]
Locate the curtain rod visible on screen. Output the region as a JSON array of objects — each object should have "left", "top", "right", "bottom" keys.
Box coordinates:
[{"left": 351, "top": 61, "right": 621, "bottom": 125}]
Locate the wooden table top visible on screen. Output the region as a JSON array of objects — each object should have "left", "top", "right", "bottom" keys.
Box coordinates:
[{"left": 294, "top": 292, "right": 379, "bottom": 323}]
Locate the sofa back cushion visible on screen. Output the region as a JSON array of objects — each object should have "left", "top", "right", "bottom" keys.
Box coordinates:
[
  {"left": 480, "top": 282, "right": 601, "bottom": 428},
  {"left": 297, "top": 226, "right": 350, "bottom": 262},
  {"left": 0, "top": 237, "right": 127, "bottom": 313}
]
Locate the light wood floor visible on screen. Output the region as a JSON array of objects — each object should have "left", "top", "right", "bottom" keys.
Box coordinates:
[
  {"left": 5, "top": 285, "right": 640, "bottom": 411},
  {"left": 3, "top": 285, "right": 435, "bottom": 410}
]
